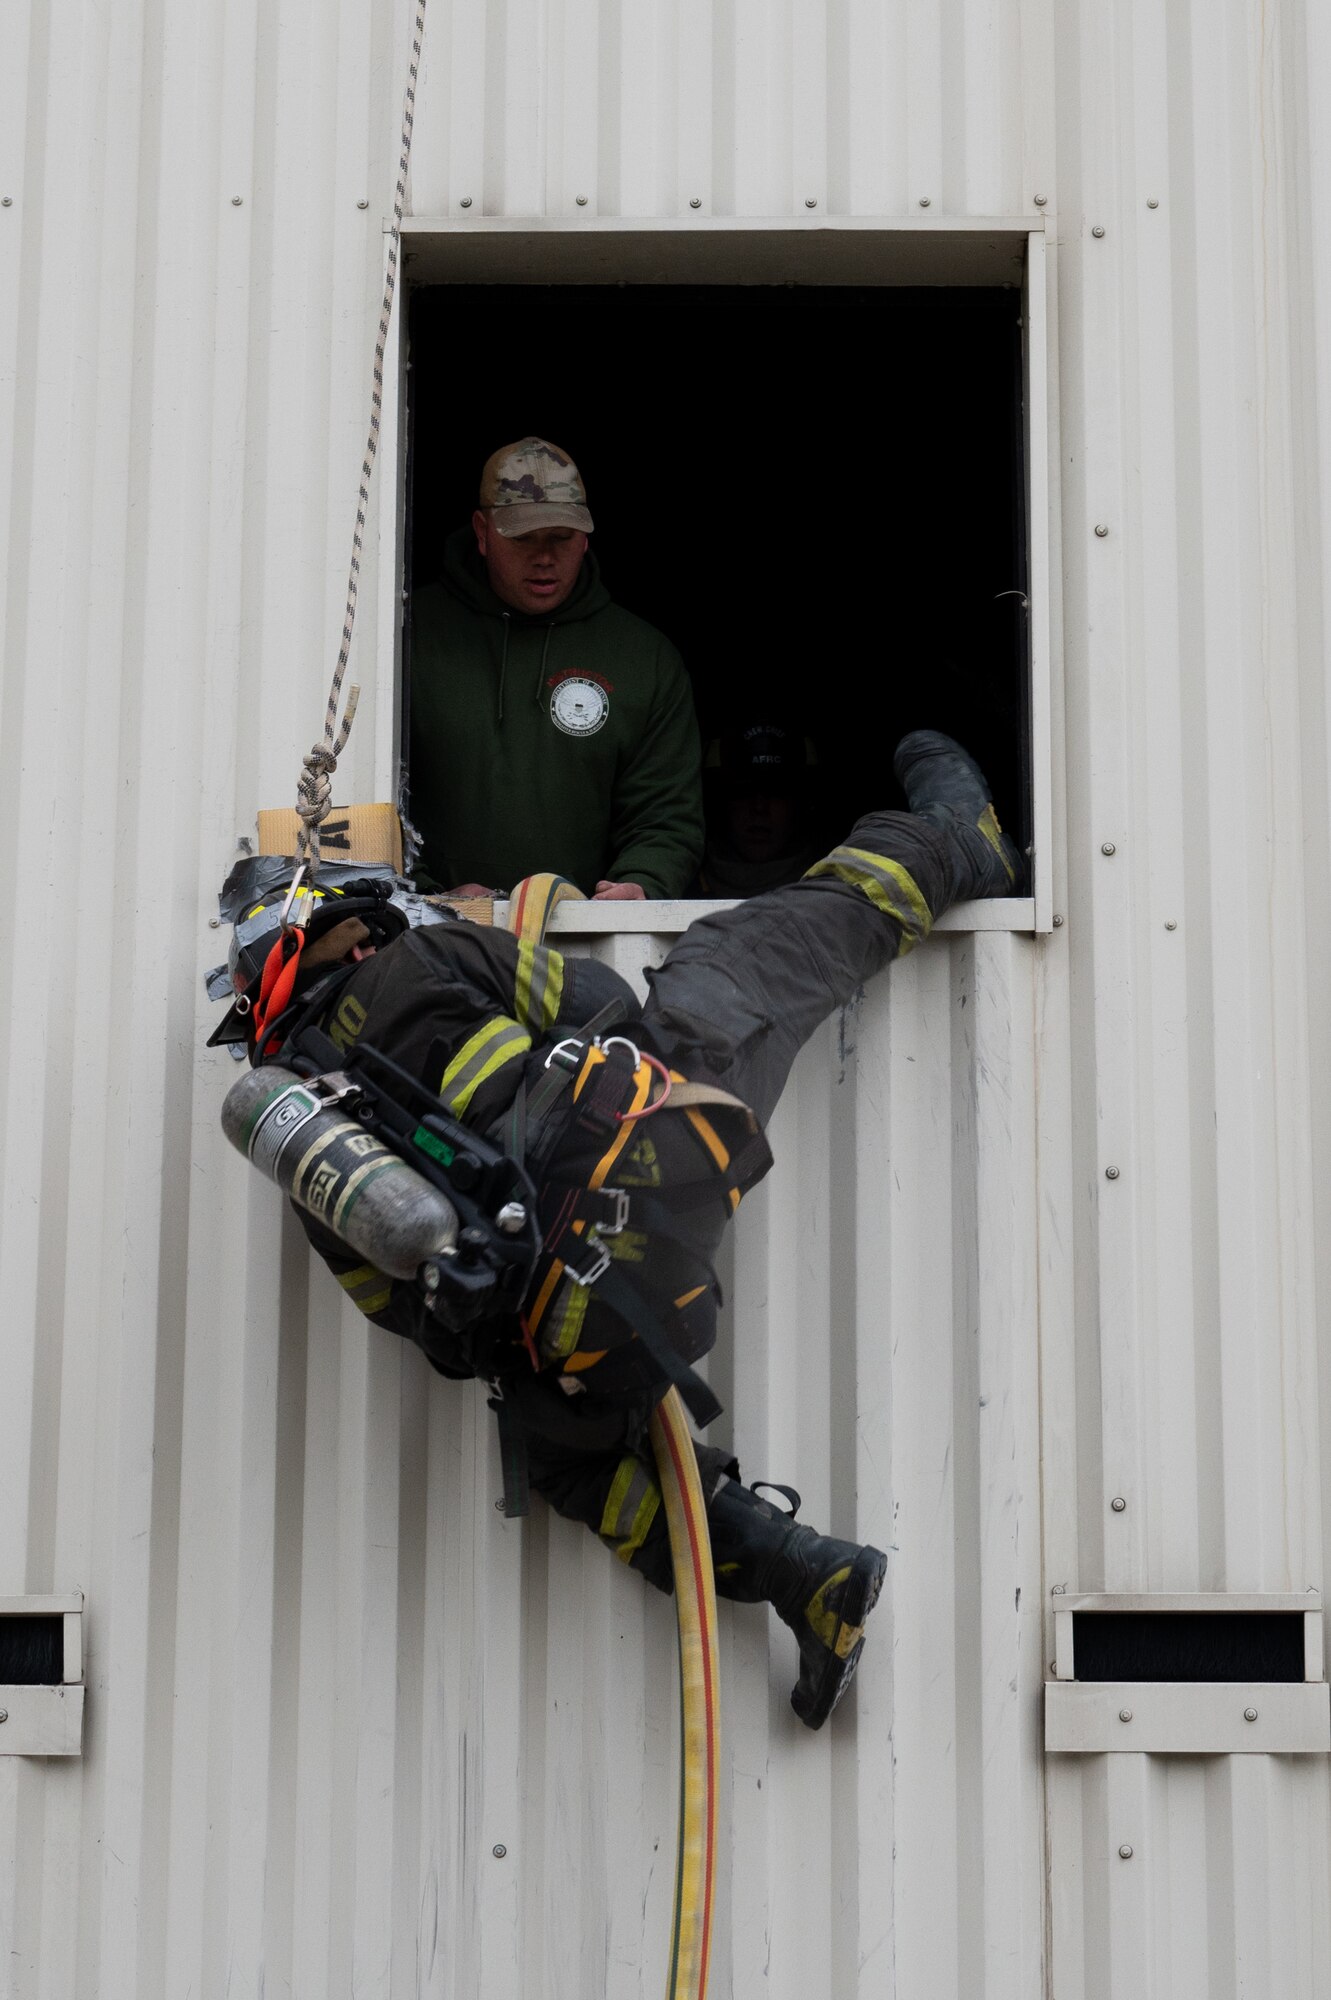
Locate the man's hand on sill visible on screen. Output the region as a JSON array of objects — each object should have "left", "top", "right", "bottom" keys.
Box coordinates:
[{"left": 440, "top": 878, "right": 650, "bottom": 907}]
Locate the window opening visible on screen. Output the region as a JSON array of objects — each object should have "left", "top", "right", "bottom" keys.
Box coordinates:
[{"left": 403, "top": 280, "right": 1030, "bottom": 897}]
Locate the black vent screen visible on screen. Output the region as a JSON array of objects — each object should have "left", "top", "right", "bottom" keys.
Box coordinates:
[
  {"left": 1073, "top": 1612, "right": 1305, "bottom": 1684},
  {"left": 0, "top": 1615, "right": 63, "bottom": 1685}
]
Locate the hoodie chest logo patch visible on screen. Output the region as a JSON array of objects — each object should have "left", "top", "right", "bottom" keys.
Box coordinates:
[{"left": 550, "top": 676, "right": 610, "bottom": 738}]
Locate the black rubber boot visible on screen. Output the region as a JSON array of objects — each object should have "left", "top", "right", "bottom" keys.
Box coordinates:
[
  {"left": 892, "top": 729, "right": 1024, "bottom": 899},
  {"left": 706, "top": 1478, "right": 887, "bottom": 1730}
]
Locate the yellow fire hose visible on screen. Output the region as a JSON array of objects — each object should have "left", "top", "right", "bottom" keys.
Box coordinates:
[
  {"left": 649, "top": 1388, "right": 721, "bottom": 2000},
  {"left": 509, "top": 877, "right": 721, "bottom": 2000}
]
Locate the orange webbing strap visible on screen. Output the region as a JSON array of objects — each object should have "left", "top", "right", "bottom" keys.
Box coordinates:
[
  {"left": 250, "top": 929, "right": 306, "bottom": 1049},
  {"left": 650, "top": 1388, "right": 721, "bottom": 2000}
]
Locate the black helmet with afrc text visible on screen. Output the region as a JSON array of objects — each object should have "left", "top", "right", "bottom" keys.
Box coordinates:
[{"left": 704, "top": 719, "right": 818, "bottom": 794}]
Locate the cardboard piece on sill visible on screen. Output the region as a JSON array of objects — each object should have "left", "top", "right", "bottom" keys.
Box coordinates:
[
  {"left": 256, "top": 803, "right": 403, "bottom": 874},
  {"left": 424, "top": 895, "right": 495, "bottom": 926}
]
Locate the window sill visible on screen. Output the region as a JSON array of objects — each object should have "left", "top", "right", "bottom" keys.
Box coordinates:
[{"left": 479, "top": 896, "right": 1037, "bottom": 937}]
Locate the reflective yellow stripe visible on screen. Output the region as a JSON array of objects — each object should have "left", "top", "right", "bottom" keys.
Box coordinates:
[
  {"left": 543, "top": 1274, "right": 591, "bottom": 1358},
  {"left": 977, "top": 804, "right": 1015, "bottom": 879},
  {"left": 439, "top": 1016, "right": 532, "bottom": 1116},
  {"left": 600, "top": 1457, "right": 642, "bottom": 1538},
  {"left": 439, "top": 1016, "right": 511, "bottom": 1088},
  {"left": 336, "top": 1264, "right": 377, "bottom": 1291},
  {"left": 335, "top": 1263, "right": 393, "bottom": 1317},
  {"left": 599, "top": 1456, "right": 662, "bottom": 1563},
  {"left": 805, "top": 1564, "right": 865, "bottom": 1657},
  {"left": 804, "top": 846, "right": 934, "bottom": 953},
  {"left": 514, "top": 939, "right": 566, "bottom": 1033},
  {"left": 616, "top": 1485, "right": 662, "bottom": 1563}
]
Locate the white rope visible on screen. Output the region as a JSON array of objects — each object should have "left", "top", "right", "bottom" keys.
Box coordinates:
[{"left": 297, "top": 0, "right": 428, "bottom": 877}]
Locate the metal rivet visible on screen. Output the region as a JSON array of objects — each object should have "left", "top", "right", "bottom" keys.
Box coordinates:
[
  {"left": 1147, "top": 198, "right": 1160, "bottom": 209},
  {"left": 1119, "top": 1708, "right": 1133, "bottom": 1722},
  {"left": 805, "top": 198, "right": 818, "bottom": 208},
  {"left": 1165, "top": 919, "right": 1177, "bottom": 931},
  {"left": 1033, "top": 194, "right": 1048, "bottom": 207},
  {"left": 208, "top": 916, "right": 221, "bottom": 929},
  {"left": 1244, "top": 1707, "right": 1259, "bottom": 1722},
  {"left": 1, "top": 197, "right": 12, "bottom": 208},
  {"left": 1095, "top": 522, "right": 1110, "bottom": 537},
  {"left": 231, "top": 196, "right": 243, "bottom": 206},
  {"left": 918, "top": 196, "right": 932, "bottom": 208},
  {"left": 1051, "top": 1583, "right": 1067, "bottom": 1595},
  {"left": 494, "top": 1497, "right": 506, "bottom": 1511},
  {"left": 1052, "top": 914, "right": 1065, "bottom": 927},
  {"left": 0, "top": 1710, "right": 7, "bottom": 1723},
  {"left": 1110, "top": 1494, "right": 1127, "bottom": 1511},
  {"left": 689, "top": 198, "right": 702, "bottom": 210},
  {"left": 492, "top": 1843, "right": 508, "bottom": 1859},
  {"left": 1092, "top": 224, "right": 1106, "bottom": 238},
  {"left": 1105, "top": 1166, "right": 1121, "bottom": 1181},
  {"left": 576, "top": 195, "right": 588, "bottom": 206},
  {"left": 357, "top": 199, "right": 369, "bottom": 210},
  {"left": 1101, "top": 841, "right": 1116, "bottom": 856},
  {"left": 1119, "top": 1844, "right": 1134, "bottom": 1860},
  {"left": 459, "top": 196, "right": 472, "bottom": 208}
]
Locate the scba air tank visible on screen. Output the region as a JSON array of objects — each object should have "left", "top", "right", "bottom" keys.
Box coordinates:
[{"left": 222, "top": 1065, "right": 459, "bottom": 1280}]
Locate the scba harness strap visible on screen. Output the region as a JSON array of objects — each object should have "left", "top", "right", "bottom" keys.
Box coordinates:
[{"left": 485, "top": 1034, "right": 773, "bottom": 1515}]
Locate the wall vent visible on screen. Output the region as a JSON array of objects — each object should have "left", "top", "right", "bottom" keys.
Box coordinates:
[
  {"left": 1045, "top": 1593, "right": 1329, "bottom": 1755},
  {"left": 0, "top": 1594, "right": 85, "bottom": 1757}
]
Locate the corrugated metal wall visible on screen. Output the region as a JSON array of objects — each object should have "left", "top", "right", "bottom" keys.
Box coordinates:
[
  {"left": 1044, "top": 1, "right": 1331, "bottom": 1992},
  {"left": 3, "top": 0, "right": 1330, "bottom": 1994}
]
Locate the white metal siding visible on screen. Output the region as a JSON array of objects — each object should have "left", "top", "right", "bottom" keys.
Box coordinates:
[{"left": 3, "top": 0, "right": 1331, "bottom": 1995}]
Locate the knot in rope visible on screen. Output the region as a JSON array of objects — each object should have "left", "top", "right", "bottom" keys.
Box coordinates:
[{"left": 295, "top": 683, "right": 359, "bottom": 877}]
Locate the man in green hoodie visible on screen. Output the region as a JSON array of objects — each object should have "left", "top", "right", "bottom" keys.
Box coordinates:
[{"left": 409, "top": 437, "right": 704, "bottom": 901}]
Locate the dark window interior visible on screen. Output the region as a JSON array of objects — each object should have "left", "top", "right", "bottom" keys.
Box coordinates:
[{"left": 406, "top": 282, "right": 1030, "bottom": 871}]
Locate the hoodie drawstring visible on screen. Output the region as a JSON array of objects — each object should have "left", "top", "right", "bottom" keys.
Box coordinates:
[
  {"left": 497, "top": 613, "right": 511, "bottom": 722},
  {"left": 496, "top": 617, "right": 555, "bottom": 725}
]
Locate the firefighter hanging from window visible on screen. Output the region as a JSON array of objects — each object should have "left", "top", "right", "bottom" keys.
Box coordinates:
[{"left": 207, "top": 732, "right": 1021, "bottom": 1729}]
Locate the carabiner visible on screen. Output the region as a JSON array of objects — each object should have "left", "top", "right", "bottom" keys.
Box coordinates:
[
  {"left": 278, "top": 865, "right": 310, "bottom": 935},
  {"left": 597, "top": 1034, "right": 642, "bottom": 1069}
]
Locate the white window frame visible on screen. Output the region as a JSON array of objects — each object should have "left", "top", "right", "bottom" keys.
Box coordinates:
[{"left": 389, "top": 216, "right": 1055, "bottom": 935}]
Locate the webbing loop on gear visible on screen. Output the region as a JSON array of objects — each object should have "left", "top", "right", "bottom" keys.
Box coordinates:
[{"left": 295, "top": 0, "right": 428, "bottom": 878}]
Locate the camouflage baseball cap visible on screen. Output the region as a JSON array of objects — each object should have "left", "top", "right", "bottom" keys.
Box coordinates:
[{"left": 478, "top": 437, "right": 594, "bottom": 537}]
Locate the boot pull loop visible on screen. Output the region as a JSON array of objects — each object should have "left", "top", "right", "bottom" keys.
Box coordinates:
[{"left": 751, "top": 1481, "right": 802, "bottom": 1518}]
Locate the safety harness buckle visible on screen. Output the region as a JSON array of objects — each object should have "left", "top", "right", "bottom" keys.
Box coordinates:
[
  {"left": 544, "top": 1036, "right": 585, "bottom": 1074},
  {"left": 566, "top": 1238, "right": 612, "bottom": 1288},
  {"left": 596, "top": 1187, "right": 631, "bottom": 1236},
  {"left": 310, "top": 1069, "right": 363, "bottom": 1108}
]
